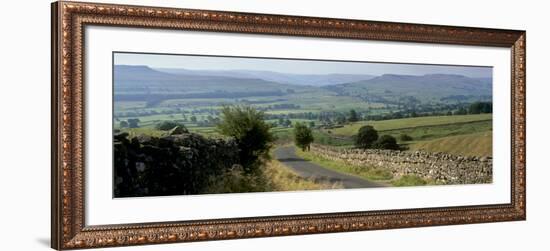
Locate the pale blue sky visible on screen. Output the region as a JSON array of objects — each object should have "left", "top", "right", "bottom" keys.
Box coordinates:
[{"left": 114, "top": 52, "right": 492, "bottom": 78}]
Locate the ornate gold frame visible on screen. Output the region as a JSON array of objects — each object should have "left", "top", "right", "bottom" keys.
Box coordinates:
[{"left": 51, "top": 1, "right": 526, "bottom": 249}]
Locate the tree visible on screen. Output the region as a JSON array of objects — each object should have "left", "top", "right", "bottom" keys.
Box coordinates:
[
  {"left": 336, "top": 115, "right": 346, "bottom": 125},
  {"left": 294, "top": 122, "right": 314, "bottom": 151},
  {"left": 217, "top": 105, "right": 274, "bottom": 173},
  {"left": 355, "top": 125, "right": 378, "bottom": 149},
  {"left": 348, "top": 109, "right": 359, "bottom": 122},
  {"left": 283, "top": 118, "right": 292, "bottom": 127},
  {"left": 468, "top": 102, "right": 492, "bottom": 114},
  {"left": 399, "top": 134, "right": 413, "bottom": 141},
  {"left": 207, "top": 115, "right": 215, "bottom": 123},
  {"left": 308, "top": 121, "right": 316, "bottom": 128},
  {"left": 190, "top": 116, "right": 197, "bottom": 123},
  {"left": 119, "top": 120, "right": 129, "bottom": 128},
  {"left": 155, "top": 121, "right": 188, "bottom": 131},
  {"left": 127, "top": 118, "right": 140, "bottom": 128},
  {"left": 374, "top": 135, "right": 400, "bottom": 150},
  {"left": 454, "top": 107, "right": 468, "bottom": 115}
]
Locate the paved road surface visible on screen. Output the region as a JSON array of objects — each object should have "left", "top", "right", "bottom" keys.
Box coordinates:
[{"left": 274, "top": 146, "right": 387, "bottom": 189}]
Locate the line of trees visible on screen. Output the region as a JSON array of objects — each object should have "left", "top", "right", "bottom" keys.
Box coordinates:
[{"left": 355, "top": 125, "right": 400, "bottom": 150}]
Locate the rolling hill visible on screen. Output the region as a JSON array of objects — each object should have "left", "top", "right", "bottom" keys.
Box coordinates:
[
  {"left": 114, "top": 65, "right": 325, "bottom": 101},
  {"left": 115, "top": 65, "right": 492, "bottom": 107},
  {"left": 157, "top": 68, "right": 376, "bottom": 86},
  {"left": 323, "top": 74, "right": 492, "bottom": 103}
]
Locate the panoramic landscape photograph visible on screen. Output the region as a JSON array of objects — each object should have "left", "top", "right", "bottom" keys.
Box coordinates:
[{"left": 113, "top": 52, "right": 493, "bottom": 198}]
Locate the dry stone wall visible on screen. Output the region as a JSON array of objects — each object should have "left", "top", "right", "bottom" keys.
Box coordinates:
[
  {"left": 310, "top": 144, "right": 492, "bottom": 184},
  {"left": 114, "top": 132, "right": 240, "bottom": 197}
]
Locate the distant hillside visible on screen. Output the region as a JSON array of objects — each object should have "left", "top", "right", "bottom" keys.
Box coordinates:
[
  {"left": 157, "top": 68, "right": 376, "bottom": 86},
  {"left": 323, "top": 74, "right": 492, "bottom": 104},
  {"left": 115, "top": 65, "right": 180, "bottom": 81},
  {"left": 114, "top": 65, "right": 323, "bottom": 101},
  {"left": 114, "top": 66, "right": 492, "bottom": 106}
]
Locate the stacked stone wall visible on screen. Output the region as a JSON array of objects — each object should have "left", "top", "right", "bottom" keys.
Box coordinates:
[
  {"left": 114, "top": 132, "right": 240, "bottom": 197},
  {"left": 310, "top": 144, "right": 492, "bottom": 184}
]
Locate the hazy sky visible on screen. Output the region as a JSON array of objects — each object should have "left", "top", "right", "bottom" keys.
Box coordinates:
[{"left": 114, "top": 52, "right": 492, "bottom": 78}]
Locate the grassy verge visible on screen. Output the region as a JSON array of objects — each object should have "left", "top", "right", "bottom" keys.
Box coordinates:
[
  {"left": 295, "top": 148, "right": 393, "bottom": 183},
  {"left": 391, "top": 175, "right": 442, "bottom": 187},
  {"left": 265, "top": 159, "right": 343, "bottom": 191},
  {"left": 206, "top": 157, "right": 342, "bottom": 194},
  {"left": 392, "top": 175, "right": 427, "bottom": 186}
]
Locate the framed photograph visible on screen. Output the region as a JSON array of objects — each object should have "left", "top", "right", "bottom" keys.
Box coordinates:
[{"left": 51, "top": 1, "right": 526, "bottom": 249}]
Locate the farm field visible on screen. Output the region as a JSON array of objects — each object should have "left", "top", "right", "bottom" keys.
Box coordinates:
[
  {"left": 409, "top": 131, "right": 492, "bottom": 157},
  {"left": 316, "top": 114, "right": 493, "bottom": 157},
  {"left": 330, "top": 114, "right": 492, "bottom": 136}
]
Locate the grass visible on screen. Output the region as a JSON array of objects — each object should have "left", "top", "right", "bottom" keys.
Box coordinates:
[
  {"left": 409, "top": 131, "right": 493, "bottom": 157},
  {"left": 264, "top": 159, "right": 343, "bottom": 191},
  {"left": 324, "top": 114, "right": 493, "bottom": 156},
  {"left": 204, "top": 158, "right": 341, "bottom": 194},
  {"left": 295, "top": 148, "right": 393, "bottom": 182},
  {"left": 331, "top": 114, "right": 492, "bottom": 136},
  {"left": 311, "top": 118, "right": 492, "bottom": 150},
  {"left": 312, "top": 131, "right": 354, "bottom": 147},
  {"left": 391, "top": 175, "right": 429, "bottom": 187},
  {"left": 386, "top": 120, "right": 492, "bottom": 143}
]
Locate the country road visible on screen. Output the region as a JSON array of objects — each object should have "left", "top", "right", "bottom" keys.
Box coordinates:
[{"left": 273, "top": 146, "right": 387, "bottom": 189}]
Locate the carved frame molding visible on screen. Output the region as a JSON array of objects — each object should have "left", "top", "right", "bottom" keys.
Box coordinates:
[{"left": 51, "top": 1, "right": 526, "bottom": 249}]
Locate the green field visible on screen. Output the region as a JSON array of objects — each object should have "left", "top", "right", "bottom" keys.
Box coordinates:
[
  {"left": 409, "top": 131, "right": 492, "bottom": 157},
  {"left": 331, "top": 114, "right": 492, "bottom": 136},
  {"left": 383, "top": 120, "right": 492, "bottom": 142},
  {"left": 318, "top": 114, "right": 493, "bottom": 156}
]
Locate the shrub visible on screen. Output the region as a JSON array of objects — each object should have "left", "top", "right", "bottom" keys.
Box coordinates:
[
  {"left": 399, "top": 134, "right": 413, "bottom": 141},
  {"left": 348, "top": 109, "right": 359, "bottom": 122},
  {"left": 355, "top": 125, "right": 378, "bottom": 149},
  {"left": 468, "top": 101, "right": 493, "bottom": 114},
  {"left": 294, "top": 122, "right": 314, "bottom": 151},
  {"left": 373, "top": 135, "right": 400, "bottom": 150},
  {"left": 205, "top": 165, "right": 268, "bottom": 194},
  {"left": 119, "top": 120, "right": 128, "bottom": 128},
  {"left": 217, "top": 105, "right": 274, "bottom": 173},
  {"left": 127, "top": 118, "right": 140, "bottom": 128}
]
